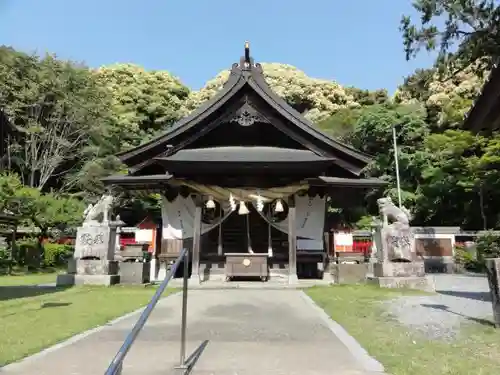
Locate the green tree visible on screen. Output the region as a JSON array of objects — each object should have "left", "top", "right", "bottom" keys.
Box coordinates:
[
  {"left": 411, "top": 130, "right": 500, "bottom": 229},
  {"left": 14, "top": 187, "right": 85, "bottom": 252},
  {"left": 66, "top": 155, "right": 126, "bottom": 201},
  {"left": 0, "top": 172, "right": 23, "bottom": 213},
  {"left": 413, "top": 130, "right": 480, "bottom": 226},
  {"left": 349, "top": 104, "right": 430, "bottom": 215},
  {"left": 394, "top": 68, "right": 436, "bottom": 103},
  {"left": 0, "top": 47, "right": 114, "bottom": 190},
  {"left": 401, "top": 0, "right": 500, "bottom": 74},
  {"left": 95, "top": 64, "right": 190, "bottom": 151},
  {"left": 345, "top": 87, "right": 389, "bottom": 106},
  {"left": 316, "top": 107, "right": 362, "bottom": 142},
  {"left": 0, "top": 172, "right": 85, "bottom": 256}
]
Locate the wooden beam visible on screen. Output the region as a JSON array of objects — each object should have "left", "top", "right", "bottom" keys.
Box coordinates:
[
  {"left": 288, "top": 195, "right": 298, "bottom": 284},
  {"left": 190, "top": 197, "right": 203, "bottom": 284}
]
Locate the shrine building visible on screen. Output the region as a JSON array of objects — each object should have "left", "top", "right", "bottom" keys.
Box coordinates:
[
  {"left": 462, "top": 62, "right": 500, "bottom": 134},
  {"left": 103, "top": 43, "right": 386, "bottom": 283}
]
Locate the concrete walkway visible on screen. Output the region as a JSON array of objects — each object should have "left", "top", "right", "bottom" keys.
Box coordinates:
[{"left": 2, "top": 289, "right": 384, "bottom": 375}]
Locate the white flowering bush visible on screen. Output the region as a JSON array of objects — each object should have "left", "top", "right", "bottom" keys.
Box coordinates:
[{"left": 426, "top": 67, "right": 485, "bottom": 107}]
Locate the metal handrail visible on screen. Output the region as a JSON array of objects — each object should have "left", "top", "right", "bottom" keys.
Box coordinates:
[{"left": 104, "top": 248, "right": 189, "bottom": 375}]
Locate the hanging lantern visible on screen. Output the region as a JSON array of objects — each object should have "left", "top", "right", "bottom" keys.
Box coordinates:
[
  {"left": 229, "top": 193, "right": 237, "bottom": 211},
  {"left": 274, "top": 199, "right": 284, "bottom": 213},
  {"left": 206, "top": 196, "right": 215, "bottom": 209},
  {"left": 238, "top": 201, "right": 249, "bottom": 215},
  {"left": 256, "top": 195, "right": 264, "bottom": 212}
]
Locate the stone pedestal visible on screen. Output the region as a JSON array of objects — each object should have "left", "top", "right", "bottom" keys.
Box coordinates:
[
  {"left": 57, "top": 222, "right": 122, "bottom": 286},
  {"left": 485, "top": 258, "right": 500, "bottom": 328},
  {"left": 373, "top": 261, "right": 425, "bottom": 277},
  {"left": 368, "top": 261, "right": 434, "bottom": 292},
  {"left": 56, "top": 259, "right": 120, "bottom": 286},
  {"left": 330, "top": 263, "right": 368, "bottom": 284}
]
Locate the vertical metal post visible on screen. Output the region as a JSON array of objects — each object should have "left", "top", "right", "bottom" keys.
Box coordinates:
[
  {"left": 115, "top": 362, "right": 122, "bottom": 375},
  {"left": 179, "top": 250, "right": 189, "bottom": 367},
  {"left": 392, "top": 125, "right": 402, "bottom": 208}
]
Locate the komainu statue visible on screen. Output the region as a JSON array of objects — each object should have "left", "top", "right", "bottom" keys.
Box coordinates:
[
  {"left": 82, "top": 195, "right": 114, "bottom": 226},
  {"left": 376, "top": 197, "right": 414, "bottom": 262}
]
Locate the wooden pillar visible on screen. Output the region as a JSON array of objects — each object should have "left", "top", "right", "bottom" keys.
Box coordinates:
[
  {"left": 288, "top": 195, "right": 298, "bottom": 284},
  {"left": 190, "top": 197, "right": 202, "bottom": 284}
]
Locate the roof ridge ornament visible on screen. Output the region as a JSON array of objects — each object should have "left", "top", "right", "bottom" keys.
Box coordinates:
[
  {"left": 230, "top": 96, "right": 270, "bottom": 126},
  {"left": 239, "top": 41, "right": 254, "bottom": 70}
]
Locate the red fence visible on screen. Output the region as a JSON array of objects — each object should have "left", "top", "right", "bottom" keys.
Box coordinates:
[{"left": 352, "top": 240, "right": 372, "bottom": 255}]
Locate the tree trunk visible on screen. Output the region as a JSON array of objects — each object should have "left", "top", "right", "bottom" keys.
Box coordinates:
[{"left": 479, "top": 185, "right": 487, "bottom": 230}]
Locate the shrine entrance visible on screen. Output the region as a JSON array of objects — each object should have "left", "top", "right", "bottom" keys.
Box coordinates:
[{"left": 103, "top": 42, "right": 386, "bottom": 284}]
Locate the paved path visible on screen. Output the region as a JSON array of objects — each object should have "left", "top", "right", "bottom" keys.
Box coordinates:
[{"left": 2, "top": 289, "right": 383, "bottom": 375}]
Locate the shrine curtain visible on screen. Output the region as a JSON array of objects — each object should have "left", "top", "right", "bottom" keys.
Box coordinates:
[
  {"left": 161, "top": 195, "right": 232, "bottom": 240},
  {"left": 251, "top": 194, "right": 326, "bottom": 240}
]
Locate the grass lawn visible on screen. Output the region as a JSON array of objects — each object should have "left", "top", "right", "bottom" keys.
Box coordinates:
[
  {"left": 306, "top": 285, "right": 500, "bottom": 375},
  {"left": 0, "top": 284, "right": 168, "bottom": 366},
  {"left": 0, "top": 268, "right": 63, "bottom": 286}
]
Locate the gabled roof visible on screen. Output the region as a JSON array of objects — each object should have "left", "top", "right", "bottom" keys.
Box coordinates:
[
  {"left": 117, "top": 43, "right": 372, "bottom": 175},
  {"left": 462, "top": 61, "right": 500, "bottom": 133}
]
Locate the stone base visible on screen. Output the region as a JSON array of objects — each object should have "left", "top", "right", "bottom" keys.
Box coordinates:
[
  {"left": 67, "top": 259, "right": 119, "bottom": 275},
  {"left": 322, "top": 272, "right": 334, "bottom": 283},
  {"left": 56, "top": 274, "right": 120, "bottom": 286},
  {"left": 189, "top": 274, "right": 201, "bottom": 285},
  {"left": 288, "top": 273, "right": 299, "bottom": 285},
  {"left": 367, "top": 275, "right": 435, "bottom": 292},
  {"left": 157, "top": 262, "right": 167, "bottom": 281},
  {"left": 330, "top": 263, "right": 368, "bottom": 284},
  {"left": 119, "top": 262, "right": 150, "bottom": 284},
  {"left": 149, "top": 258, "right": 158, "bottom": 281},
  {"left": 373, "top": 261, "right": 425, "bottom": 277},
  {"left": 200, "top": 262, "right": 225, "bottom": 282}
]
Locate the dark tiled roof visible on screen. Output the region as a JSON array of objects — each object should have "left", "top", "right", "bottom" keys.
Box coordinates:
[
  {"left": 116, "top": 43, "right": 372, "bottom": 174},
  {"left": 462, "top": 63, "right": 500, "bottom": 133},
  {"left": 307, "top": 176, "right": 387, "bottom": 188},
  {"left": 101, "top": 174, "right": 173, "bottom": 188},
  {"left": 157, "top": 147, "right": 334, "bottom": 163}
]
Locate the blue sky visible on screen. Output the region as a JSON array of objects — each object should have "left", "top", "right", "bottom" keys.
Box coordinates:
[{"left": 0, "top": 0, "right": 435, "bottom": 93}]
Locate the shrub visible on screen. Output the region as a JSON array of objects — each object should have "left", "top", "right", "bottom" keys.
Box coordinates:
[
  {"left": 454, "top": 245, "right": 482, "bottom": 272},
  {"left": 476, "top": 231, "right": 500, "bottom": 266},
  {"left": 43, "top": 243, "right": 74, "bottom": 267},
  {"left": 16, "top": 237, "right": 39, "bottom": 267},
  {"left": 0, "top": 245, "right": 8, "bottom": 260}
]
